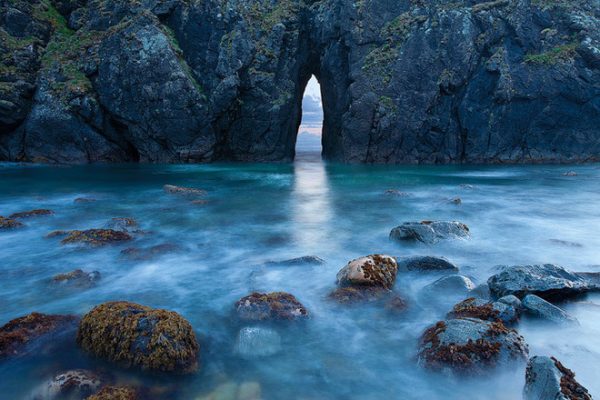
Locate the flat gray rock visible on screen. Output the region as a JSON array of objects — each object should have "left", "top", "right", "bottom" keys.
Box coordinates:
[
  {"left": 524, "top": 356, "right": 592, "bottom": 400},
  {"left": 390, "top": 221, "right": 470, "bottom": 244},
  {"left": 522, "top": 294, "right": 578, "bottom": 325}
]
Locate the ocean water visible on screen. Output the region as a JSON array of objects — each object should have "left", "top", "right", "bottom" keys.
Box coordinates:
[{"left": 0, "top": 152, "right": 599, "bottom": 399}]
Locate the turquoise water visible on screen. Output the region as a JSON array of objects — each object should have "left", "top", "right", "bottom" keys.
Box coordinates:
[{"left": 1, "top": 153, "right": 599, "bottom": 399}]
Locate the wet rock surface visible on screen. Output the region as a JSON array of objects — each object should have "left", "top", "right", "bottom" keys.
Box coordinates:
[
  {"left": 30, "top": 369, "right": 103, "bottom": 400},
  {"left": 77, "top": 301, "right": 199, "bottom": 373},
  {"left": 390, "top": 221, "right": 470, "bottom": 244},
  {"left": 0, "top": 216, "right": 24, "bottom": 229},
  {"left": 448, "top": 297, "right": 520, "bottom": 325},
  {"left": 418, "top": 318, "right": 528, "bottom": 373},
  {"left": 264, "top": 255, "right": 325, "bottom": 267},
  {"left": 235, "top": 292, "right": 308, "bottom": 321},
  {"left": 1, "top": 0, "right": 599, "bottom": 163},
  {"left": 524, "top": 356, "right": 592, "bottom": 400},
  {"left": 51, "top": 269, "right": 100, "bottom": 289},
  {"left": 336, "top": 255, "right": 398, "bottom": 289},
  {"left": 487, "top": 264, "right": 595, "bottom": 300},
  {"left": 104, "top": 217, "right": 138, "bottom": 232},
  {"left": 0, "top": 312, "right": 78, "bottom": 359},
  {"left": 55, "top": 229, "right": 132, "bottom": 246},
  {"left": 396, "top": 256, "right": 458, "bottom": 273},
  {"left": 423, "top": 274, "right": 476, "bottom": 295},
  {"left": 8, "top": 209, "right": 54, "bottom": 219},
  {"left": 522, "top": 294, "right": 578, "bottom": 325}
]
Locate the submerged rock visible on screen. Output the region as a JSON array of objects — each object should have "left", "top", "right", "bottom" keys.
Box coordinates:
[
  {"left": 74, "top": 198, "right": 96, "bottom": 204},
  {"left": 77, "top": 301, "right": 199, "bottom": 373},
  {"left": 163, "top": 185, "right": 206, "bottom": 197},
  {"left": 0, "top": 312, "right": 78, "bottom": 359},
  {"left": 58, "top": 229, "right": 132, "bottom": 246},
  {"left": 30, "top": 369, "right": 103, "bottom": 400},
  {"left": 235, "top": 326, "right": 282, "bottom": 358},
  {"left": 86, "top": 386, "right": 137, "bottom": 400},
  {"left": 524, "top": 356, "right": 592, "bottom": 400},
  {"left": 121, "top": 243, "right": 180, "bottom": 261},
  {"left": 522, "top": 294, "right": 578, "bottom": 325},
  {"left": 328, "top": 286, "right": 391, "bottom": 305},
  {"left": 396, "top": 256, "right": 458, "bottom": 273},
  {"left": 104, "top": 217, "right": 138, "bottom": 232},
  {"left": 9, "top": 209, "right": 54, "bottom": 219},
  {"left": 0, "top": 216, "right": 24, "bottom": 229},
  {"left": 51, "top": 269, "right": 100, "bottom": 289},
  {"left": 389, "top": 221, "right": 470, "bottom": 244},
  {"left": 235, "top": 292, "right": 308, "bottom": 321},
  {"left": 487, "top": 264, "right": 594, "bottom": 300},
  {"left": 549, "top": 239, "right": 583, "bottom": 248},
  {"left": 418, "top": 318, "right": 528, "bottom": 373},
  {"left": 264, "top": 255, "right": 325, "bottom": 267},
  {"left": 447, "top": 297, "right": 519, "bottom": 324},
  {"left": 336, "top": 255, "right": 398, "bottom": 289},
  {"left": 384, "top": 189, "right": 410, "bottom": 197}
]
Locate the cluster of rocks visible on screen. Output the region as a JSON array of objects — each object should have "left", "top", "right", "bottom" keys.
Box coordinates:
[{"left": 0, "top": 209, "right": 54, "bottom": 229}]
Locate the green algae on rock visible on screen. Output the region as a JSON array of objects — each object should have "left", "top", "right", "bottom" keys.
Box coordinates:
[
  {"left": 77, "top": 301, "right": 199, "bottom": 373},
  {"left": 0, "top": 312, "right": 78, "bottom": 359},
  {"left": 235, "top": 292, "right": 308, "bottom": 321}
]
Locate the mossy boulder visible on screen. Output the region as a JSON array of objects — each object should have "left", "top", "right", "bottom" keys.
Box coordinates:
[
  {"left": 235, "top": 292, "right": 308, "bottom": 321},
  {"left": 86, "top": 386, "right": 138, "bottom": 400},
  {"left": 336, "top": 255, "right": 398, "bottom": 289},
  {"left": 9, "top": 209, "right": 54, "bottom": 219},
  {"left": 0, "top": 216, "right": 24, "bottom": 229},
  {"left": 418, "top": 318, "right": 528, "bottom": 373},
  {"left": 59, "top": 229, "right": 132, "bottom": 246},
  {"left": 77, "top": 301, "right": 199, "bottom": 373},
  {"left": 0, "top": 312, "right": 78, "bottom": 358}
]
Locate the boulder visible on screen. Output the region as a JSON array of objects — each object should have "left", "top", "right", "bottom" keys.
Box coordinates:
[
  {"left": 418, "top": 318, "right": 528, "bottom": 373},
  {"left": 59, "top": 229, "right": 132, "bottom": 246},
  {"left": 0, "top": 216, "right": 23, "bottom": 229},
  {"left": 336, "top": 255, "right": 398, "bottom": 289},
  {"left": 264, "top": 255, "right": 325, "bottom": 267},
  {"left": 497, "top": 295, "right": 522, "bottom": 309},
  {"left": 163, "top": 185, "right": 206, "bottom": 197},
  {"left": 235, "top": 292, "right": 308, "bottom": 321},
  {"left": 77, "top": 301, "right": 199, "bottom": 373},
  {"left": 9, "top": 209, "right": 54, "bottom": 219},
  {"left": 524, "top": 356, "right": 592, "bottom": 400},
  {"left": 390, "top": 221, "right": 470, "bottom": 244},
  {"left": 396, "top": 256, "right": 458, "bottom": 273},
  {"left": 0, "top": 313, "right": 78, "bottom": 359},
  {"left": 86, "top": 386, "right": 137, "bottom": 400},
  {"left": 447, "top": 297, "right": 519, "bottom": 324},
  {"left": 487, "top": 264, "right": 594, "bottom": 300},
  {"left": 30, "top": 369, "right": 103, "bottom": 400},
  {"left": 423, "top": 274, "right": 476, "bottom": 294},
  {"left": 235, "top": 326, "right": 282, "bottom": 358},
  {"left": 328, "top": 286, "right": 391, "bottom": 305},
  {"left": 51, "top": 269, "right": 100, "bottom": 289},
  {"left": 522, "top": 294, "right": 578, "bottom": 325}
]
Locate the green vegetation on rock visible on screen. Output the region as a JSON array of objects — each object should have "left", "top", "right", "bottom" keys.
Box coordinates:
[{"left": 524, "top": 41, "right": 579, "bottom": 65}]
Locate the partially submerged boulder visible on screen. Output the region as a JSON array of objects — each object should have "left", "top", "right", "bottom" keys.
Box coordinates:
[
  {"left": 104, "top": 217, "right": 138, "bottom": 232},
  {"left": 9, "top": 209, "right": 54, "bottom": 219},
  {"left": 58, "top": 229, "right": 132, "bottom": 246},
  {"left": 487, "top": 264, "right": 594, "bottom": 300},
  {"left": 235, "top": 292, "right": 308, "bottom": 321},
  {"left": 86, "top": 386, "right": 138, "bottom": 400},
  {"left": 30, "top": 369, "right": 103, "bottom": 400},
  {"left": 447, "top": 297, "right": 519, "bottom": 324},
  {"left": 423, "top": 274, "right": 476, "bottom": 294},
  {"left": 418, "top": 318, "right": 528, "bottom": 373},
  {"left": 120, "top": 243, "right": 180, "bottom": 261},
  {"left": 336, "top": 255, "right": 398, "bottom": 289},
  {"left": 163, "top": 184, "right": 206, "bottom": 197},
  {"left": 0, "top": 216, "right": 23, "bottom": 229},
  {"left": 524, "top": 356, "right": 592, "bottom": 400},
  {"left": 328, "top": 286, "right": 390, "bottom": 304},
  {"left": 390, "top": 221, "right": 470, "bottom": 244},
  {"left": 264, "top": 255, "right": 325, "bottom": 267},
  {"left": 0, "top": 313, "right": 78, "bottom": 359},
  {"left": 235, "top": 326, "right": 282, "bottom": 358},
  {"left": 52, "top": 269, "right": 100, "bottom": 289},
  {"left": 77, "top": 302, "right": 199, "bottom": 373},
  {"left": 396, "top": 256, "right": 458, "bottom": 273},
  {"left": 522, "top": 294, "right": 578, "bottom": 325}
]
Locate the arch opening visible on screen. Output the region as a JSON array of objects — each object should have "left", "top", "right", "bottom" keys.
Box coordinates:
[{"left": 294, "top": 75, "right": 323, "bottom": 160}]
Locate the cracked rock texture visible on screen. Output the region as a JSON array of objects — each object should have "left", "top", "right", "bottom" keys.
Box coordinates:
[{"left": 1, "top": 0, "right": 599, "bottom": 164}]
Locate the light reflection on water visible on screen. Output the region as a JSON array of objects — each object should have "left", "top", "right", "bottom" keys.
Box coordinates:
[{"left": 0, "top": 157, "right": 599, "bottom": 399}]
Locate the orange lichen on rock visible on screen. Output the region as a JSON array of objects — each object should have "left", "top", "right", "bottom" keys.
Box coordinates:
[{"left": 77, "top": 301, "right": 199, "bottom": 373}]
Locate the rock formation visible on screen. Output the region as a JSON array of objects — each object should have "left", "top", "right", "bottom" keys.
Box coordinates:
[{"left": 1, "top": 0, "right": 599, "bottom": 163}]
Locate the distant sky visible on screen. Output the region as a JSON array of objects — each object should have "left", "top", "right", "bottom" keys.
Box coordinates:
[{"left": 299, "top": 76, "right": 323, "bottom": 137}]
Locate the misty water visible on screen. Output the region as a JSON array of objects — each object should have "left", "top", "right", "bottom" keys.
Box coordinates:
[{"left": 1, "top": 153, "right": 599, "bottom": 399}]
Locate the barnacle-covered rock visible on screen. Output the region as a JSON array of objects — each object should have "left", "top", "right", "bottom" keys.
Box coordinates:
[
  {"left": 336, "top": 255, "right": 398, "bottom": 289},
  {"left": 418, "top": 318, "right": 528, "bottom": 373},
  {"left": 235, "top": 292, "right": 308, "bottom": 321},
  {"left": 77, "top": 301, "right": 199, "bottom": 373},
  {"left": 0, "top": 312, "right": 78, "bottom": 359}
]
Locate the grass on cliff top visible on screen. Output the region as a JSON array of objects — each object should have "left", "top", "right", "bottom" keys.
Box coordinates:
[{"left": 524, "top": 41, "right": 579, "bottom": 65}]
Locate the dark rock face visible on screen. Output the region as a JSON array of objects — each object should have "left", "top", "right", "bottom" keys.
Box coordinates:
[
  {"left": 1, "top": 0, "right": 599, "bottom": 163},
  {"left": 396, "top": 255, "right": 458, "bottom": 272},
  {"left": 0, "top": 312, "right": 78, "bottom": 359},
  {"left": 390, "top": 221, "right": 470, "bottom": 244},
  {"left": 235, "top": 292, "right": 309, "bottom": 321},
  {"left": 524, "top": 356, "right": 592, "bottom": 400},
  {"left": 77, "top": 301, "right": 199, "bottom": 373},
  {"left": 487, "top": 264, "right": 596, "bottom": 300},
  {"left": 418, "top": 318, "right": 528, "bottom": 373}
]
